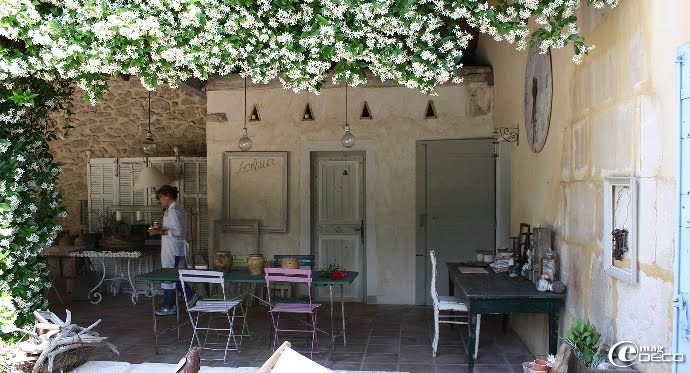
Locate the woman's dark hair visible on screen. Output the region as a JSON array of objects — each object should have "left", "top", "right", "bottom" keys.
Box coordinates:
[{"left": 156, "top": 185, "right": 179, "bottom": 200}]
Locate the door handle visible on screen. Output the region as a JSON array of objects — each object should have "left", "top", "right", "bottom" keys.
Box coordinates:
[
  {"left": 356, "top": 220, "right": 364, "bottom": 243},
  {"left": 677, "top": 293, "right": 690, "bottom": 340}
]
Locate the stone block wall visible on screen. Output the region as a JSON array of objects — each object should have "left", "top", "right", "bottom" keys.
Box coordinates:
[
  {"left": 49, "top": 78, "right": 207, "bottom": 229},
  {"left": 477, "top": 1, "right": 689, "bottom": 367}
]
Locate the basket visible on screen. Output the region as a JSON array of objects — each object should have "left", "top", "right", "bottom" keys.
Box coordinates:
[
  {"left": 15, "top": 346, "right": 95, "bottom": 373},
  {"left": 99, "top": 235, "right": 145, "bottom": 249}
]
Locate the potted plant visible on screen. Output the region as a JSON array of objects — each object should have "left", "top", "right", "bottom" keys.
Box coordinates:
[{"left": 564, "top": 319, "right": 637, "bottom": 373}]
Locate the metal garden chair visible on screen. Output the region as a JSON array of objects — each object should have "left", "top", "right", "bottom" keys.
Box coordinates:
[
  {"left": 264, "top": 267, "right": 321, "bottom": 358},
  {"left": 270, "top": 254, "right": 316, "bottom": 300},
  {"left": 179, "top": 269, "right": 241, "bottom": 363}
]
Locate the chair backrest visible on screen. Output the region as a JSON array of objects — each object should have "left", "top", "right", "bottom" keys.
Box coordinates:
[
  {"left": 179, "top": 269, "right": 227, "bottom": 303},
  {"left": 273, "top": 255, "right": 316, "bottom": 270},
  {"left": 264, "top": 268, "right": 314, "bottom": 306},
  {"left": 429, "top": 250, "right": 439, "bottom": 306}
]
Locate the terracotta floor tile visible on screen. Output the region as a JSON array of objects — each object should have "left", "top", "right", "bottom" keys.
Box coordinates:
[{"left": 47, "top": 294, "right": 534, "bottom": 372}]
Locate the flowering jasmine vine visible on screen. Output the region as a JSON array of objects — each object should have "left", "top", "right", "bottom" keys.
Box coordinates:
[
  {"left": 0, "top": 0, "right": 618, "bottom": 101},
  {"left": 0, "top": 0, "right": 618, "bottom": 355},
  {"left": 0, "top": 78, "right": 71, "bottom": 350}
]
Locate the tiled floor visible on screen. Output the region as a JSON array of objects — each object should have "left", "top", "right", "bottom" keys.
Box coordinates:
[{"left": 47, "top": 291, "right": 536, "bottom": 373}]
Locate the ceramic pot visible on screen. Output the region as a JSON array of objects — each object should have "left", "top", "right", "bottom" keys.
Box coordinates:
[
  {"left": 533, "top": 359, "right": 548, "bottom": 372},
  {"left": 247, "top": 254, "right": 266, "bottom": 275},
  {"left": 281, "top": 257, "right": 300, "bottom": 269},
  {"left": 213, "top": 251, "right": 234, "bottom": 272}
]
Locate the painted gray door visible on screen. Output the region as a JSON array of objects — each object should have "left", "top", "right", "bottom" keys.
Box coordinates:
[
  {"left": 312, "top": 151, "right": 365, "bottom": 301},
  {"left": 422, "top": 139, "right": 495, "bottom": 304},
  {"left": 674, "top": 41, "right": 690, "bottom": 373}
]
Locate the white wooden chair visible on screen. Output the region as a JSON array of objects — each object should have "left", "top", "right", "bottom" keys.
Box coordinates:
[{"left": 430, "top": 250, "right": 481, "bottom": 359}]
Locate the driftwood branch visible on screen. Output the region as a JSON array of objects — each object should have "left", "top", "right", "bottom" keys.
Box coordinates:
[{"left": 5, "top": 309, "right": 118, "bottom": 373}]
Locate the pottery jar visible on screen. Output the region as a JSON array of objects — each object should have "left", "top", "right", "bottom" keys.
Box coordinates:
[
  {"left": 213, "top": 251, "right": 234, "bottom": 272},
  {"left": 281, "top": 257, "right": 300, "bottom": 269},
  {"left": 247, "top": 254, "right": 266, "bottom": 275},
  {"left": 533, "top": 359, "right": 548, "bottom": 372}
]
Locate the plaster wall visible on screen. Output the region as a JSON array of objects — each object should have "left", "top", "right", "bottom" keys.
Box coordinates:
[
  {"left": 476, "top": 0, "right": 690, "bottom": 367},
  {"left": 206, "top": 80, "right": 493, "bottom": 304},
  {"left": 49, "top": 79, "right": 207, "bottom": 230}
]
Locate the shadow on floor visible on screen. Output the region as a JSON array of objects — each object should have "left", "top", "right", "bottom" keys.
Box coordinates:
[{"left": 47, "top": 290, "right": 536, "bottom": 373}]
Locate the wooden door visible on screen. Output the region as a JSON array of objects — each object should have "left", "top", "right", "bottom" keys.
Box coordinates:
[
  {"left": 311, "top": 151, "right": 365, "bottom": 301},
  {"left": 674, "top": 41, "right": 690, "bottom": 373},
  {"left": 421, "top": 139, "right": 495, "bottom": 304}
]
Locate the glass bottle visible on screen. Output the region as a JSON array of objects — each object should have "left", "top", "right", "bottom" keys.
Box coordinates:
[{"left": 541, "top": 249, "right": 558, "bottom": 282}]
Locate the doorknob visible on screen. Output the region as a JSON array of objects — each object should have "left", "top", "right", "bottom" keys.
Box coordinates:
[{"left": 355, "top": 220, "right": 364, "bottom": 243}]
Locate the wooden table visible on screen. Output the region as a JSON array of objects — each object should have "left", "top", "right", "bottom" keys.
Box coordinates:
[
  {"left": 137, "top": 268, "right": 358, "bottom": 358},
  {"left": 446, "top": 262, "right": 565, "bottom": 371}
]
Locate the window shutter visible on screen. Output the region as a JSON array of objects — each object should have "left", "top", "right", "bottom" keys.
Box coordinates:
[
  {"left": 116, "top": 159, "right": 147, "bottom": 223},
  {"left": 179, "top": 158, "right": 209, "bottom": 265},
  {"left": 87, "top": 158, "right": 117, "bottom": 231}
]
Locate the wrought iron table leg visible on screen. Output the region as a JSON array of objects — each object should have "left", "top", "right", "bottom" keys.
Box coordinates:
[
  {"left": 110, "top": 258, "right": 121, "bottom": 296},
  {"left": 329, "top": 284, "right": 335, "bottom": 360},
  {"left": 340, "top": 284, "right": 346, "bottom": 347},
  {"left": 89, "top": 257, "right": 106, "bottom": 305},
  {"left": 152, "top": 284, "right": 159, "bottom": 354},
  {"left": 127, "top": 257, "right": 138, "bottom": 305}
]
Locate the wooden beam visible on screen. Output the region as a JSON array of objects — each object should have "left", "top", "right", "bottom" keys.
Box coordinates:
[
  {"left": 205, "top": 66, "right": 494, "bottom": 92},
  {"left": 180, "top": 78, "right": 207, "bottom": 98}
]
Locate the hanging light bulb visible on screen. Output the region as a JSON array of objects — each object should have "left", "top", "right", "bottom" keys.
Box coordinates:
[
  {"left": 341, "top": 84, "right": 356, "bottom": 148},
  {"left": 142, "top": 91, "right": 157, "bottom": 155},
  {"left": 342, "top": 124, "right": 355, "bottom": 148},
  {"left": 238, "top": 76, "right": 253, "bottom": 151},
  {"left": 238, "top": 127, "right": 252, "bottom": 151}
]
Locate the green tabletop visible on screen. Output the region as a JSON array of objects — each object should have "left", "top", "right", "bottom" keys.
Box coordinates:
[{"left": 136, "top": 268, "right": 358, "bottom": 286}]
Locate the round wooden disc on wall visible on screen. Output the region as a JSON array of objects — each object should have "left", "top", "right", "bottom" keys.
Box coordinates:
[{"left": 523, "top": 45, "right": 553, "bottom": 153}]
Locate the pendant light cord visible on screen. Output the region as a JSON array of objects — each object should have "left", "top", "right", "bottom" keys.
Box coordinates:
[
  {"left": 148, "top": 91, "right": 151, "bottom": 132},
  {"left": 345, "top": 84, "right": 348, "bottom": 126},
  {"left": 243, "top": 77, "right": 247, "bottom": 131}
]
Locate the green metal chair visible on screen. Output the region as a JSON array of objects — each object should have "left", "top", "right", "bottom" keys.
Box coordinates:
[{"left": 206, "top": 255, "right": 252, "bottom": 345}]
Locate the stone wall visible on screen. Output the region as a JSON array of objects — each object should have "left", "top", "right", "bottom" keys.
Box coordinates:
[
  {"left": 476, "top": 0, "right": 689, "bottom": 366},
  {"left": 50, "top": 78, "right": 207, "bottom": 229}
]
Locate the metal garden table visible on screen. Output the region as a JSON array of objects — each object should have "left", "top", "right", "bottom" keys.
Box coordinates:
[
  {"left": 70, "top": 247, "right": 157, "bottom": 305},
  {"left": 137, "top": 268, "right": 358, "bottom": 358}
]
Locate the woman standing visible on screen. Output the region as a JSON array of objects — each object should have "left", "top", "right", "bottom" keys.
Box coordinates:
[{"left": 147, "top": 184, "right": 199, "bottom": 316}]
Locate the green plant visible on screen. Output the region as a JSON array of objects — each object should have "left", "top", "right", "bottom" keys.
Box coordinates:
[
  {"left": 320, "top": 262, "right": 346, "bottom": 280},
  {"left": 0, "top": 78, "right": 71, "bottom": 359},
  {"left": 563, "top": 318, "right": 606, "bottom": 369},
  {"left": 0, "top": 0, "right": 619, "bottom": 101}
]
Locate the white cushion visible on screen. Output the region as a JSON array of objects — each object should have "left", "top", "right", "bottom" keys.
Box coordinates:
[{"left": 271, "top": 347, "right": 332, "bottom": 373}]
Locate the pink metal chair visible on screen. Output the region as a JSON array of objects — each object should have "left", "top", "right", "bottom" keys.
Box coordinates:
[{"left": 264, "top": 268, "right": 321, "bottom": 358}]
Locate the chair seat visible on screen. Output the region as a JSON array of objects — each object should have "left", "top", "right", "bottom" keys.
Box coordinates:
[
  {"left": 437, "top": 296, "right": 469, "bottom": 311},
  {"left": 270, "top": 303, "right": 321, "bottom": 313},
  {"left": 190, "top": 300, "right": 240, "bottom": 313}
]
